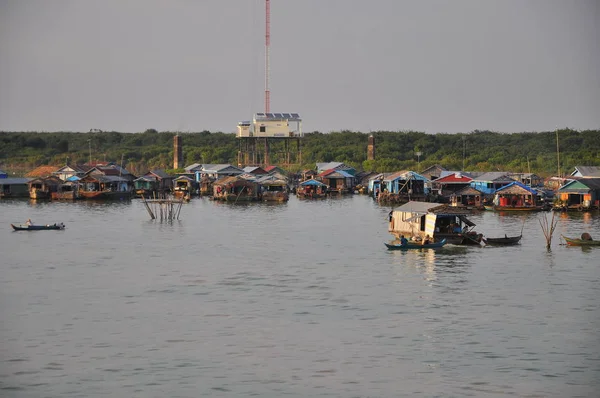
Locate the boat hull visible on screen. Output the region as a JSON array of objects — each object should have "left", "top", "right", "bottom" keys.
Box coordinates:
[
  {"left": 484, "top": 235, "right": 522, "bottom": 245},
  {"left": 385, "top": 239, "right": 447, "bottom": 250},
  {"left": 562, "top": 236, "right": 600, "bottom": 246},
  {"left": 11, "top": 223, "right": 65, "bottom": 231}
]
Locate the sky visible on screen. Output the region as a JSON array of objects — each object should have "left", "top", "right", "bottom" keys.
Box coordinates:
[{"left": 0, "top": 0, "right": 598, "bottom": 134}]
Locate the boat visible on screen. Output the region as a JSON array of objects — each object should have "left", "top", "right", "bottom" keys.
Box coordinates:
[
  {"left": 388, "top": 201, "right": 485, "bottom": 246},
  {"left": 562, "top": 235, "right": 600, "bottom": 247},
  {"left": 11, "top": 223, "right": 65, "bottom": 231},
  {"left": 385, "top": 238, "right": 447, "bottom": 250},
  {"left": 483, "top": 234, "right": 522, "bottom": 245}
]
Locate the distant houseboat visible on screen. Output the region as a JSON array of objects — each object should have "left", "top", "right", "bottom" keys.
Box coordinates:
[
  {"left": 213, "top": 176, "right": 260, "bottom": 202},
  {"left": 490, "top": 181, "right": 547, "bottom": 211},
  {"left": 296, "top": 179, "right": 328, "bottom": 199},
  {"left": 52, "top": 182, "right": 80, "bottom": 200},
  {"left": 172, "top": 175, "right": 195, "bottom": 200},
  {"left": 28, "top": 176, "right": 61, "bottom": 200},
  {"left": 79, "top": 175, "right": 132, "bottom": 200},
  {"left": 388, "top": 201, "right": 484, "bottom": 245},
  {"left": 259, "top": 178, "right": 289, "bottom": 202}
]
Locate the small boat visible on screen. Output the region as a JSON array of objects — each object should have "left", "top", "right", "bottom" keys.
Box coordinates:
[
  {"left": 385, "top": 238, "right": 447, "bottom": 250},
  {"left": 484, "top": 234, "right": 522, "bottom": 245},
  {"left": 11, "top": 223, "right": 65, "bottom": 231},
  {"left": 562, "top": 235, "right": 600, "bottom": 247}
]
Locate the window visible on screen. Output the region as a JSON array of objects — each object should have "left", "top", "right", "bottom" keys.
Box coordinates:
[{"left": 260, "top": 126, "right": 266, "bottom": 133}]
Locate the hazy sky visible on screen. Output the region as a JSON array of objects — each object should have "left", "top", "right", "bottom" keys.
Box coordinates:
[{"left": 1, "top": 0, "right": 598, "bottom": 134}]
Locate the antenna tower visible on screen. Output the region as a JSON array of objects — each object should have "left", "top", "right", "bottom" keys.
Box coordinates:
[{"left": 265, "top": 0, "right": 270, "bottom": 113}]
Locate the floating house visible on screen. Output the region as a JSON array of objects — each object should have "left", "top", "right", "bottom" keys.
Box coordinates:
[
  {"left": 420, "top": 164, "right": 448, "bottom": 181},
  {"left": 52, "top": 181, "right": 80, "bottom": 200},
  {"left": 507, "top": 172, "right": 544, "bottom": 188},
  {"left": 431, "top": 172, "right": 473, "bottom": 197},
  {"left": 450, "top": 186, "right": 484, "bottom": 209},
  {"left": 212, "top": 176, "right": 260, "bottom": 202},
  {"left": 554, "top": 178, "right": 600, "bottom": 211},
  {"left": 258, "top": 175, "right": 289, "bottom": 202},
  {"left": 134, "top": 170, "right": 173, "bottom": 197},
  {"left": 0, "top": 177, "right": 30, "bottom": 198},
  {"left": 173, "top": 175, "right": 196, "bottom": 199},
  {"left": 491, "top": 181, "right": 546, "bottom": 211},
  {"left": 318, "top": 169, "right": 354, "bottom": 194},
  {"left": 570, "top": 166, "right": 600, "bottom": 178},
  {"left": 296, "top": 179, "right": 328, "bottom": 199},
  {"left": 377, "top": 171, "right": 430, "bottom": 204},
  {"left": 53, "top": 164, "right": 92, "bottom": 181},
  {"left": 315, "top": 162, "right": 356, "bottom": 176},
  {"left": 470, "top": 172, "right": 515, "bottom": 195},
  {"left": 388, "top": 201, "right": 483, "bottom": 245},
  {"left": 78, "top": 175, "right": 131, "bottom": 200},
  {"left": 25, "top": 165, "right": 59, "bottom": 179},
  {"left": 28, "top": 176, "right": 62, "bottom": 199}
]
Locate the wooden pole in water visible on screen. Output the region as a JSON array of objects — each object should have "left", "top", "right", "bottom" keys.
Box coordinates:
[{"left": 539, "top": 212, "right": 558, "bottom": 251}]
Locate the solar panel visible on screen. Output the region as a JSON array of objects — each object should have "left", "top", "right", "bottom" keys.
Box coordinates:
[
  {"left": 256, "top": 113, "right": 265, "bottom": 116},
  {"left": 274, "top": 113, "right": 283, "bottom": 118},
  {"left": 266, "top": 113, "right": 274, "bottom": 118},
  {"left": 291, "top": 113, "right": 300, "bottom": 118},
  {"left": 282, "top": 113, "right": 291, "bottom": 118}
]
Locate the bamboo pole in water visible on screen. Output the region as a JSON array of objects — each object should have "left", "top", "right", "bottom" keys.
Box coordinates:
[{"left": 539, "top": 212, "right": 558, "bottom": 251}]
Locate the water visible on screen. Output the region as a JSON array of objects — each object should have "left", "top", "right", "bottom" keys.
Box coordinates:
[{"left": 1, "top": 196, "right": 599, "bottom": 397}]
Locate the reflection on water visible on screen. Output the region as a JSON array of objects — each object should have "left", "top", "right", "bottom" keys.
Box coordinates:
[{"left": 1, "top": 196, "right": 599, "bottom": 398}]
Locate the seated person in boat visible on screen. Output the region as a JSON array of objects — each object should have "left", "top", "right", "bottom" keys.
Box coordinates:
[
  {"left": 422, "top": 235, "right": 431, "bottom": 245},
  {"left": 26, "top": 218, "right": 33, "bottom": 226},
  {"left": 399, "top": 235, "right": 408, "bottom": 246}
]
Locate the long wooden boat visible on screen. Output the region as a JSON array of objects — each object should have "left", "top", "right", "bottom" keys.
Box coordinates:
[
  {"left": 484, "top": 234, "right": 522, "bottom": 245},
  {"left": 562, "top": 235, "right": 600, "bottom": 247},
  {"left": 385, "top": 238, "right": 447, "bottom": 250},
  {"left": 11, "top": 223, "right": 65, "bottom": 231},
  {"left": 489, "top": 205, "right": 546, "bottom": 212}
]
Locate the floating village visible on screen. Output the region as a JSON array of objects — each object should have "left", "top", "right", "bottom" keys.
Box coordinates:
[{"left": 2, "top": 121, "right": 600, "bottom": 248}]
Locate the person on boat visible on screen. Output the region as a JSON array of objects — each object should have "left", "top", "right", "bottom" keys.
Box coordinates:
[
  {"left": 400, "top": 235, "right": 408, "bottom": 246},
  {"left": 453, "top": 223, "right": 462, "bottom": 233},
  {"left": 26, "top": 219, "right": 33, "bottom": 226},
  {"left": 422, "top": 235, "right": 431, "bottom": 245}
]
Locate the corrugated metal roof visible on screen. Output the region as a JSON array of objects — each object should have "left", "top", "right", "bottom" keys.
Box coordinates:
[
  {"left": 0, "top": 177, "right": 30, "bottom": 184},
  {"left": 572, "top": 166, "right": 600, "bottom": 177},
  {"left": 472, "top": 172, "right": 514, "bottom": 182}
]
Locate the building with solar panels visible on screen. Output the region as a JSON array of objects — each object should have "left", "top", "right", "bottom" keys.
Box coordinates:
[
  {"left": 236, "top": 113, "right": 303, "bottom": 168},
  {"left": 237, "top": 113, "right": 302, "bottom": 138}
]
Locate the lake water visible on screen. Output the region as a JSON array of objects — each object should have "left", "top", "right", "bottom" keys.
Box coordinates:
[{"left": 1, "top": 196, "right": 599, "bottom": 397}]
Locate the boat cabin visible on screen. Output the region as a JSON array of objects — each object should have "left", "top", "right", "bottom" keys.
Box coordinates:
[{"left": 388, "top": 201, "right": 482, "bottom": 245}]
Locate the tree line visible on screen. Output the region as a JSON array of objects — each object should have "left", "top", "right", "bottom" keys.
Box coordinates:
[{"left": 1, "top": 128, "right": 598, "bottom": 177}]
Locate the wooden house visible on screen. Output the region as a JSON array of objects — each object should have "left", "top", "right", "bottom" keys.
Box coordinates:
[
  {"left": 420, "top": 164, "right": 447, "bottom": 181},
  {"left": 377, "top": 171, "right": 429, "bottom": 204},
  {"left": 212, "top": 176, "right": 260, "bottom": 202},
  {"left": 316, "top": 162, "right": 356, "bottom": 176},
  {"left": 318, "top": 169, "right": 354, "bottom": 194},
  {"left": 28, "top": 176, "right": 62, "bottom": 199},
  {"left": 25, "top": 165, "right": 59, "bottom": 178},
  {"left": 388, "top": 201, "right": 483, "bottom": 245},
  {"left": 134, "top": 169, "right": 173, "bottom": 197},
  {"left": 52, "top": 181, "right": 80, "bottom": 200},
  {"left": 296, "top": 179, "right": 328, "bottom": 199},
  {"left": 470, "top": 172, "right": 515, "bottom": 195},
  {"left": 450, "top": 186, "right": 484, "bottom": 209},
  {"left": 78, "top": 175, "right": 132, "bottom": 200},
  {"left": 264, "top": 165, "right": 288, "bottom": 176},
  {"left": 431, "top": 172, "right": 473, "bottom": 197},
  {"left": 354, "top": 171, "right": 378, "bottom": 194},
  {"left": 52, "top": 164, "right": 93, "bottom": 181},
  {"left": 0, "top": 177, "right": 30, "bottom": 198},
  {"left": 258, "top": 175, "right": 289, "bottom": 202},
  {"left": 173, "top": 175, "right": 196, "bottom": 199},
  {"left": 491, "top": 181, "right": 546, "bottom": 211},
  {"left": 554, "top": 178, "right": 600, "bottom": 211},
  {"left": 508, "top": 172, "right": 544, "bottom": 188},
  {"left": 570, "top": 166, "right": 600, "bottom": 178}
]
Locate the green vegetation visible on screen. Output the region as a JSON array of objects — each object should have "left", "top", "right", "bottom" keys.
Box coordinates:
[{"left": 1, "top": 128, "right": 598, "bottom": 176}]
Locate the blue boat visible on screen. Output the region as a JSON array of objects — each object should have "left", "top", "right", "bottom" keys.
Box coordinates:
[{"left": 385, "top": 238, "right": 447, "bottom": 250}]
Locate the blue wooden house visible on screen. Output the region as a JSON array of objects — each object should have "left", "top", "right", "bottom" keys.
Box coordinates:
[{"left": 470, "top": 172, "right": 515, "bottom": 195}]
